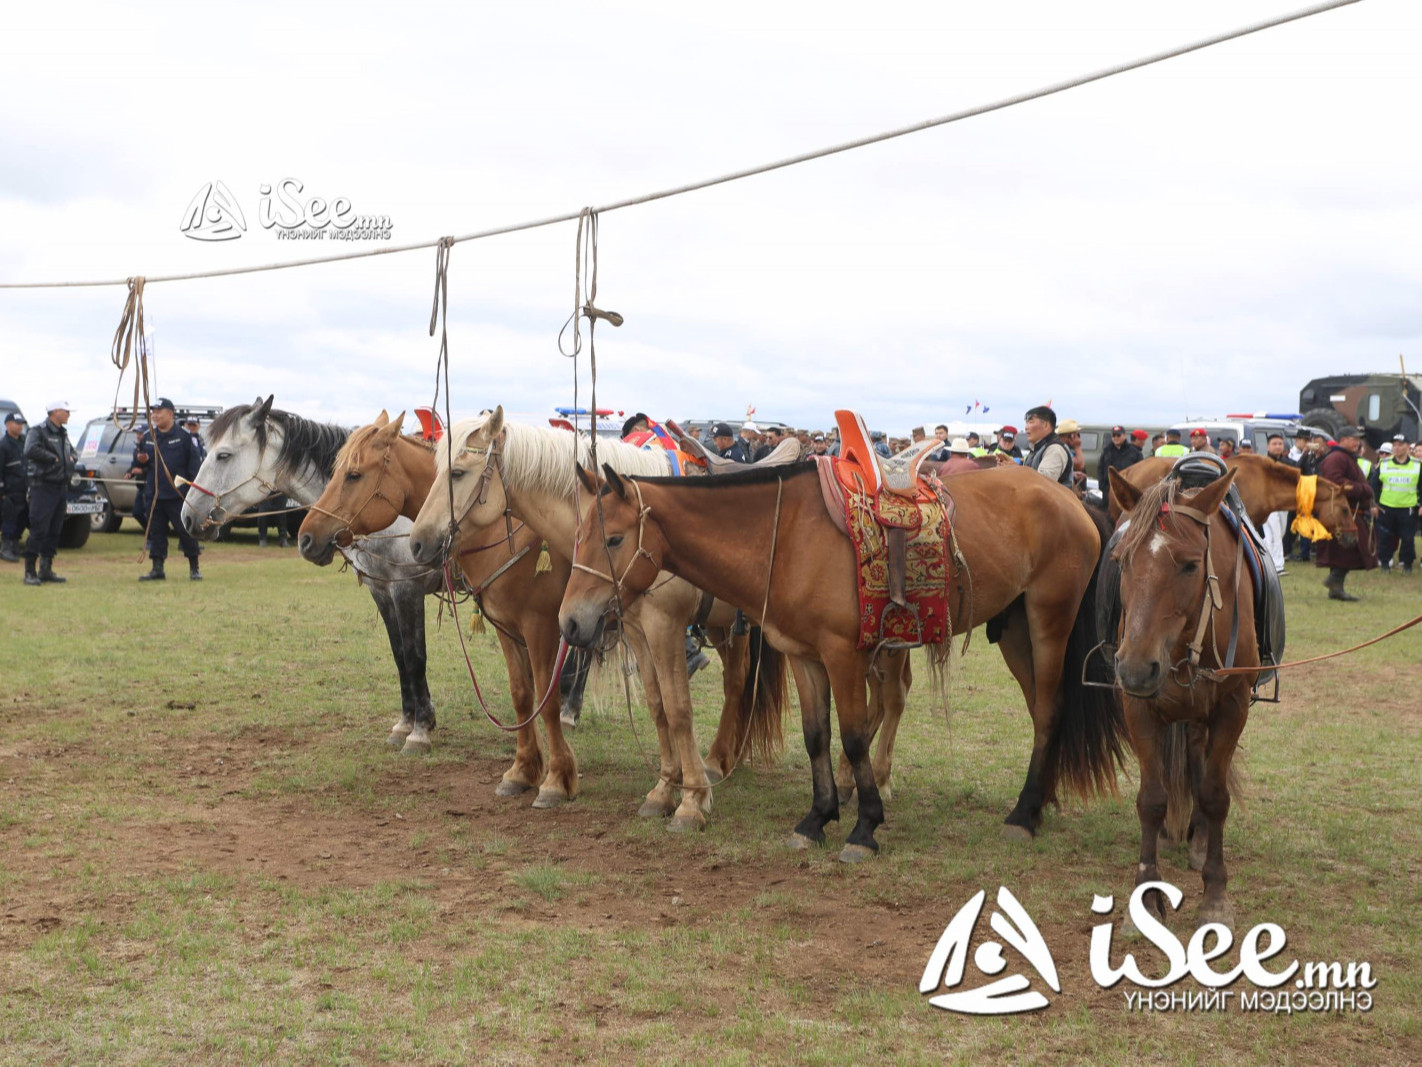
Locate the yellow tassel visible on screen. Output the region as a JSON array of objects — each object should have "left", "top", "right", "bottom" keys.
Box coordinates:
[
  {"left": 536, "top": 542, "right": 552, "bottom": 574},
  {"left": 1291, "top": 475, "right": 1333, "bottom": 542},
  {"left": 469, "top": 603, "right": 486, "bottom": 634}
]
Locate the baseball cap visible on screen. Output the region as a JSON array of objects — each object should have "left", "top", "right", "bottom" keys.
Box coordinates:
[
  {"left": 1131, "top": 429, "right": 1148, "bottom": 441},
  {"left": 1111, "top": 425, "right": 1125, "bottom": 434},
  {"left": 4, "top": 411, "right": 25, "bottom": 424},
  {"left": 46, "top": 400, "right": 71, "bottom": 412},
  {"left": 712, "top": 422, "right": 733, "bottom": 437},
  {"left": 1379, "top": 442, "right": 1394, "bottom": 454},
  {"left": 1166, "top": 428, "right": 1182, "bottom": 438},
  {"left": 154, "top": 397, "right": 176, "bottom": 411},
  {"left": 1394, "top": 433, "right": 1408, "bottom": 442},
  {"left": 998, "top": 425, "right": 1018, "bottom": 437},
  {"left": 1338, "top": 425, "right": 1361, "bottom": 439},
  {"left": 812, "top": 432, "right": 825, "bottom": 441}
]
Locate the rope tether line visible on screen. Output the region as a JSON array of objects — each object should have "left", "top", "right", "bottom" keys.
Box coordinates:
[{"left": 0, "top": 0, "right": 1361, "bottom": 292}]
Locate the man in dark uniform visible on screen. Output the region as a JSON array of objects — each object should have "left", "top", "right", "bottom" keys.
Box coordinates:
[
  {"left": 1315, "top": 425, "right": 1377, "bottom": 601},
  {"left": 183, "top": 417, "right": 207, "bottom": 463},
  {"left": 21, "top": 401, "right": 76, "bottom": 586},
  {"left": 131, "top": 397, "right": 204, "bottom": 581},
  {"left": 1097, "top": 424, "right": 1143, "bottom": 510},
  {"left": 711, "top": 422, "right": 748, "bottom": 463},
  {"left": 1, "top": 411, "right": 29, "bottom": 562}
]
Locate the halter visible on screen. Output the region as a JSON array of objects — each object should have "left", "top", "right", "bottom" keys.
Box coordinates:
[
  {"left": 570, "top": 479, "right": 660, "bottom": 607},
  {"left": 429, "top": 436, "right": 514, "bottom": 562},
  {"left": 182, "top": 470, "right": 288, "bottom": 527},
  {"left": 303, "top": 442, "right": 403, "bottom": 545},
  {"left": 1150, "top": 498, "right": 1245, "bottom": 688}
]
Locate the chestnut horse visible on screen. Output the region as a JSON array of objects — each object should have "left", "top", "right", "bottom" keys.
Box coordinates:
[
  {"left": 1111, "top": 454, "right": 1358, "bottom": 545},
  {"left": 1107, "top": 467, "right": 1254, "bottom": 929},
  {"left": 300, "top": 412, "right": 783, "bottom": 810},
  {"left": 559, "top": 461, "right": 1126, "bottom": 860},
  {"left": 406, "top": 409, "right": 790, "bottom": 830}
]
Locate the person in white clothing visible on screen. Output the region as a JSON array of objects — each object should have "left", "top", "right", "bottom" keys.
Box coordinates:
[{"left": 1262, "top": 433, "right": 1295, "bottom": 575}]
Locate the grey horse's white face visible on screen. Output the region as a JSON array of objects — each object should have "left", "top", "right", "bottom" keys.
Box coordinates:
[{"left": 180, "top": 395, "right": 285, "bottom": 539}]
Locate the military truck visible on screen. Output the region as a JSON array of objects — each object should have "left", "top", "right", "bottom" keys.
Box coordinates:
[{"left": 1298, "top": 372, "right": 1421, "bottom": 446}]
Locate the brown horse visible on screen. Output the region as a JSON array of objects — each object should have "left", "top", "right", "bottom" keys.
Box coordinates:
[
  {"left": 1111, "top": 454, "right": 1358, "bottom": 545},
  {"left": 299, "top": 412, "right": 784, "bottom": 809},
  {"left": 1107, "top": 467, "right": 1253, "bottom": 928},
  {"left": 559, "top": 461, "right": 1126, "bottom": 860}
]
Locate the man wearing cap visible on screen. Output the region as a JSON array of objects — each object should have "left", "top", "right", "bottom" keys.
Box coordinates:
[
  {"left": 711, "top": 422, "right": 748, "bottom": 463},
  {"left": 1155, "top": 428, "right": 1187, "bottom": 458},
  {"left": 1187, "top": 428, "right": 1213, "bottom": 454},
  {"left": 1217, "top": 437, "right": 1236, "bottom": 461},
  {"left": 131, "top": 398, "right": 204, "bottom": 581},
  {"left": 1, "top": 412, "right": 29, "bottom": 562},
  {"left": 21, "top": 401, "right": 76, "bottom": 585},
  {"left": 183, "top": 417, "right": 207, "bottom": 463},
  {"left": 1369, "top": 435, "right": 1418, "bottom": 575},
  {"left": 1016, "top": 406, "right": 1073, "bottom": 487},
  {"left": 810, "top": 432, "right": 829, "bottom": 457},
  {"left": 989, "top": 425, "right": 1022, "bottom": 462},
  {"left": 1315, "top": 426, "right": 1377, "bottom": 600},
  {"left": 1097, "top": 424, "right": 1143, "bottom": 509}
]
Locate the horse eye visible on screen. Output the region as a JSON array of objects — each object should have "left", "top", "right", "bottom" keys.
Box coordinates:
[
  {"left": 215, "top": 452, "right": 230, "bottom": 462},
  {"left": 607, "top": 535, "right": 624, "bottom": 549},
  {"left": 345, "top": 470, "right": 362, "bottom": 481},
  {"left": 1181, "top": 560, "right": 1199, "bottom": 575},
  {"left": 450, "top": 467, "right": 465, "bottom": 479}
]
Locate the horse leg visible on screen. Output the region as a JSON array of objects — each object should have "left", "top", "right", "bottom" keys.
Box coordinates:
[
  {"left": 370, "top": 586, "right": 418, "bottom": 747},
  {"left": 1124, "top": 698, "right": 1171, "bottom": 926},
  {"left": 1186, "top": 722, "right": 1210, "bottom": 871},
  {"left": 642, "top": 605, "right": 713, "bottom": 831},
  {"left": 1003, "top": 591, "right": 1077, "bottom": 836},
  {"left": 702, "top": 627, "right": 747, "bottom": 783},
  {"left": 624, "top": 624, "right": 681, "bottom": 819},
  {"left": 993, "top": 601, "right": 1042, "bottom": 836},
  {"left": 395, "top": 582, "right": 438, "bottom": 755},
  {"left": 526, "top": 622, "right": 579, "bottom": 808},
  {"left": 828, "top": 646, "right": 883, "bottom": 862},
  {"left": 870, "top": 649, "right": 911, "bottom": 802},
  {"left": 1196, "top": 692, "right": 1248, "bottom": 930},
  {"left": 492, "top": 630, "right": 544, "bottom": 797},
  {"left": 836, "top": 659, "right": 882, "bottom": 805},
  {"left": 787, "top": 656, "right": 840, "bottom": 849}
]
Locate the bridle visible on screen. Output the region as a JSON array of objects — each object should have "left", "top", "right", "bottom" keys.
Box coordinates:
[
  {"left": 570, "top": 479, "right": 661, "bottom": 609},
  {"left": 303, "top": 443, "right": 404, "bottom": 547},
  {"left": 429, "top": 435, "right": 513, "bottom": 563}
]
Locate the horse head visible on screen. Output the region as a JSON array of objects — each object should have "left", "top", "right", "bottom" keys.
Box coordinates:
[
  {"left": 298, "top": 411, "right": 410, "bottom": 565},
  {"left": 558, "top": 464, "right": 667, "bottom": 649},
  {"left": 409, "top": 406, "right": 509, "bottom": 565},
  {"left": 180, "top": 394, "right": 278, "bottom": 538},
  {"left": 1311, "top": 475, "right": 1358, "bottom": 548},
  {"left": 1108, "top": 466, "right": 1240, "bottom": 699}
]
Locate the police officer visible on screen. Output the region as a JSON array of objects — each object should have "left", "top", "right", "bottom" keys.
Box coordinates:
[
  {"left": 1155, "top": 428, "right": 1187, "bottom": 458},
  {"left": 1370, "top": 435, "right": 1419, "bottom": 575},
  {"left": 131, "top": 397, "right": 204, "bottom": 581},
  {"left": 21, "top": 401, "right": 76, "bottom": 585},
  {"left": 183, "top": 417, "right": 207, "bottom": 463},
  {"left": 1, "top": 411, "right": 29, "bottom": 562},
  {"left": 711, "top": 422, "right": 748, "bottom": 463}
]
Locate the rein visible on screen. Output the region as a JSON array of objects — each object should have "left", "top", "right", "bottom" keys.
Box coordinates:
[{"left": 1149, "top": 499, "right": 1246, "bottom": 689}]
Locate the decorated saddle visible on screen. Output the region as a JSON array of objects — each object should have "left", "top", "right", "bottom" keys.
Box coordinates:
[{"left": 817, "top": 411, "right": 955, "bottom": 649}]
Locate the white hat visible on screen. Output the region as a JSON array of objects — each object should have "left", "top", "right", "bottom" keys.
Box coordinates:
[
  {"left": 1379, "top": 442, "right": 1394, "bottom": 454},
  {"left": 948, "top": 437, "right": 972, "bottom": 455},
  {"left": 742, "top": 421, "right": 758, "bottom": 432},
  {"left": 46, "top": 399, "right": 71, "bottom": 412}
]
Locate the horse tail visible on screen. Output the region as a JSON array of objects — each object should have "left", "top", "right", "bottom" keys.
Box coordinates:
[
  {"left": 1042, "top": 507, "right": 1129, "bottom": 803},
  {"left": 1160, "top": 722, "right": 1195, "bottom": 843},
  {"left": 738, "top": 626, "right": 788, "bottom": 765}
]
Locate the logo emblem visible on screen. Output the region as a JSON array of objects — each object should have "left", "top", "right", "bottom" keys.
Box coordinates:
[
  {"left": 920, "top": 887, "right": 1061, "bottom": 1015},
  {"left": 180, "top": 181, "right": 247, "bottom": 241}
]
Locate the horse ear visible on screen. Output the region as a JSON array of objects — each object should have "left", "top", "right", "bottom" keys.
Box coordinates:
[
  {"left": 373, "top": 410, "right": 390, "bottom": 428},
  {"left": 486, "top": 405, "right": 505, "bottom": 439},
  {"left": 574, "top": 464, "right": 599, "bottom": 495},
  {"left": 1109, "top": 468, "right": 1143, "bottom": 513},
  {"left": 385, "top": 411, "right": 406, "bottom": 437},
  {"left": 1186, "top": 467, "right": 1239, "bottom": 516},
  {"left": 602, "top": 464, "right": 627, "bottom": 499},
  {"left": 251, "top": 395, "right": 274, "bottom": 425}
]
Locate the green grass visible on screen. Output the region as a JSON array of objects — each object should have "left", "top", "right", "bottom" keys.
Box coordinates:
[{"left": 0, "top": 526, "right": 1419, "bottom": 1064}]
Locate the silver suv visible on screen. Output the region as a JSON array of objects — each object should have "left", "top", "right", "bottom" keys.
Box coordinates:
[{"left": 1170, "top": 414, "right": 1302, "bottom": 454}]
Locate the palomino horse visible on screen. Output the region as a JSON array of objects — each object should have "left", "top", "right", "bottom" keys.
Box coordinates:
[
  {"left": 407, "top": 409, "right": 789, "bottom": 831},
  {"left": 1110, "top": 454, "right": 1358, "bottom": 546},
  {"left": 179, "top": 398, "right": 444, "bottom": 754},
  {"left": 559, "top": 461, "right": 1126, "bottom": 860},
  {"left": 1107, "top": 467, "right": 1254, "bottom": 928},
  {"left": 299, "top": 412, "right": 781, "bottom": 809}
]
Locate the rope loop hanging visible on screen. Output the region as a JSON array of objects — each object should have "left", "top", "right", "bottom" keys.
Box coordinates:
[{"left": 109, "top": 276, "right": 152, "bottom": 430}]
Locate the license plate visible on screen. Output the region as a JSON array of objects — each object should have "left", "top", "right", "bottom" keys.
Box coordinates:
[{"left": 67, "top": 502, "right": 105, "bottom": 515}]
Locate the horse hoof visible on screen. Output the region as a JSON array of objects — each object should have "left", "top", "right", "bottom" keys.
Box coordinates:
[
  {"left": 400, "top": 738, "right": 431, "bottom": 756},
  {"left": 495, "top": 780, "right": 535, "bottom": 797},
  {"left": 637, "top": 800, "right": 673, "bottom": 819},
  {"left": 702, "top": 762, "right": 725, "bottom": 785},
  {"left": 879, "top": 782, "right": 893, "bottom": 803},
  {"left": 839, "top": 844, "right": 876, "bottom": 864},
  {"left": 532, "top": 788, "right": 569, "bottom": 809},
  {"left": 837, "top": 786, "right": 855, "bottom": 806},
  {"left": 384, "top": 732, "right": 407, "bottom": 748},
  {"left": 1196, "top": 900, "right": 1236, "bottom": 931},
  {"left": 560, "top": 711, "right": 579, "bottom": 729},
  {"left": 787, "top": 832, "right": 818, "bottom": 850},
  {"left": 1001, "top": 824, "right": 1034, "bottom": 842},
  {"left": 668, "top": 813, "right": 706, "bottom": 834}
]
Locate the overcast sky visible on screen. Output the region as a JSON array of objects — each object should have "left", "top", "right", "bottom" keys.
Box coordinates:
[{"left": 2, "top": 0, "right": 1418, "bottom": 435}]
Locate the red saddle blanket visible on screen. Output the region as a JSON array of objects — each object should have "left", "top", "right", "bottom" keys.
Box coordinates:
[{"left": 829, "top": 458, "right": 952, "bottom": 649}]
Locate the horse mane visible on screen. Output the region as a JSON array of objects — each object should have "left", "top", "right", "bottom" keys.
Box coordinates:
[
  {"left": 208, "top": 402, "right": 350, "bottom": 481},
  {"left": 441, "top": 415, "right": 671, "bottom": 495},
  {"left": 625, "top": 461, "right": 820, "bottom": 489},
  {"left": 1115, "top": 478, "right": 1185, "bottom": 562},
  {"left": 333, "top": 423, "right": 435, "bottom": 469}
]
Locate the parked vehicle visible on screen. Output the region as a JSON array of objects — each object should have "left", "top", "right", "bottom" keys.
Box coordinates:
[
  {"left": 1169, "top": 414, "right": 1301, "bottom": 454},
  {"left": 0, "top": 399, "right": 104, "bottom": 548},
  {"left": 1298, "top": 371, "right": 1421, "bottom": 446}
]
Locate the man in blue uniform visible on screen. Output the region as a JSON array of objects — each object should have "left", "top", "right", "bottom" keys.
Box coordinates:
[
  {"left": 131, "top": 398, "right": 204, "bottom": 581},
  {"left": 0, "top": 411, "right": 29, "bottom": 562}
]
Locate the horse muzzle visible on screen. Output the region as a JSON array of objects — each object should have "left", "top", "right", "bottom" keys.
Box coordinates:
[
  {"left": 298, "top": 531, "right": 338, "bottom": 566},
  {"left": 559, "top": 604, "right": 608, "bottom": 650},
  {"left": 1114, "top": 653, "right": 1164, "bottom": 699}
]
